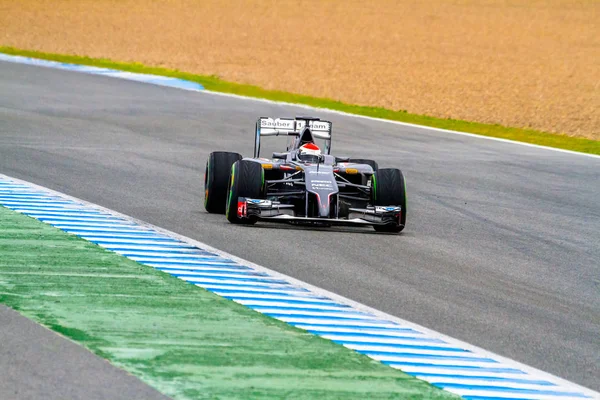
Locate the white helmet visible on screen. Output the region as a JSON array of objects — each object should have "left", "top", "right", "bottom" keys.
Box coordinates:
[{"left": 298, "top": 143, "right": 322, "bottom": 163}]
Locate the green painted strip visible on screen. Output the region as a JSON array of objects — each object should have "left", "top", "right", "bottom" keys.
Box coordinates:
[
  {"left": 1, "top": 46, "right": 598, "bottom": 156},
  {"left": 0, "top": 206, "right": 458, "bottom": 400}
]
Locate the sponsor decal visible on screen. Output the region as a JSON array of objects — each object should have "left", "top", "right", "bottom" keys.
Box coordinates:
[
  {"left": 260, "top": 117, "right": 295, "bottom": 130},
  {"left": 375, "top": 206, "right": 401, "bottom": 213},
  {"left": 345, "top": 168, "right": 358, "bottom": 174},
  {"left": 237, "top": 201, "right": 247, "bottom": 217},
  {"left": 245, "top": 199, "right": 273, "bottom": 208},
  {"left": 309, "top": 121, "right": 331, "bottom": 131},
  {"left": 249, "top": 199, "right": 270, "bottom": 205},
  {"left": 259, "top": 118, "right": 331, "bottom": 134},
  {"left": 312, "top": 184, "right": 334, "bottom": 189}
]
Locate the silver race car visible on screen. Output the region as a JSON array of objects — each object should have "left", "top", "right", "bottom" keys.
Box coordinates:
[{"left": 204, "top": 116, "right": 407, "bottom": 232}]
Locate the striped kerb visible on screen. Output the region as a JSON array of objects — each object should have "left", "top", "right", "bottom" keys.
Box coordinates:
[{"left": 0, "top": 176, "right": 595, "bottom": 400}]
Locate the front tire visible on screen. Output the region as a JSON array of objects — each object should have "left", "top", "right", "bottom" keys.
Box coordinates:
[
  {"left": 204, "top": 151, "right": 242, "bottom": 214},
  {"left": 371, "top": 168, "right": 407, "bottom": 233},
  {"left": 226, "top": 160, "right": 265, "bottom": 224}
]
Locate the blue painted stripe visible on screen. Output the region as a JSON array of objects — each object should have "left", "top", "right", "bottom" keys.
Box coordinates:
[
  {"left": 363, "top": 351, "right": 497, "bottom": 363},
  {"left": 384, "top": 362, "right": 526, "bottom": 374},
  {"left": 144, "top": 259, "right": 237, "bottom": 265},
  {"left": 314, "top": 333, "right": 442, "bottom": 344},
  {"left": 408, "top": 373, "right": 556, "bottom": 386},
  {"left": 208, "top": 287, "right": 317, "bottom": 296},
  {"left": 18, "top": 214, "right": 109, "bottom": 220},
  {"left": 290, "top": 322, "right": 404, "bottom": 330},
  {"left": 80, "top": 236, "right": 177, "bottom": 242},
  {"left": 155, "top": 266, "right": 267, "bottom": 274},
  {"left": 158, "top": 261, "right": 271, "bottom": 270},
  {"left": 0, "top": 204, "right": 75, "bottom": 209},
  {"left": 174, "top": 274, "right": 291, "bottom": 284},
  {"left": 131, "top": 256, "right": 233, "bottom": 263},
  {"left": 98, "top": 243, "right": 198, "bottom": 250},
  {"left": 251, "top": 306, "right": 369, "bottom": 315},
  {"left": 305, "top": 329, "right": 427, "bottom": 337},
  {"left": 265, "top": 314, "right": 390, "bottom": 323},
  {"left": 80, "top": 235, "right": 181, "bottom": 241},
  {"left": 221, "top": 296, "right": 346, "bottom": 307},
  {"left": 434, "top": 382, "right": 590, "bottom": 397},
  {"left": 234, "top": 299, "right": 353, "bottom": 308},
  {"left": 120, "top": 251, "right": 218, "bottom": 257},
  {"left": 59, "top": 226, "right": 154, "bottom": 232},
  {"left": 32, "top": 216, "right": 123, "bottom": 222},
  {"left": 12, "top": 210, "right": 104, "bottom": 216},
  {"left": 0, "top": 199, "right": 66, "bottom": 204},
  {"left": 334, "top": 341, "right": 469, "bottom": 353},
  {"left": 35, "top": 217, "right": 120, "bottom": 223},
  {"left": 47, "top": 221, "right": 136, "bottom": 227},
  {"left": 108, "top": 246, "right": 213, "bottom": 253},
  {"left": 0, "top": 184, "right": 31, "bottom": 187},
  {"left": 0, "top": 193, "right": 59, "bottom": 198},
  {"left": 67, "top": 230, "right": 160, "bottom": 236},
  {"left": 0, "top": 54, "right": 204, "bottom": 91},
  {"left": 92, "top": 240, "right": 190, "bottom": 247},
  {"left": 21, "top": 214, "right": 111, "bottom": 219},
  {"left": 198, "top": 283, "right": 311, "bottom": 293}
]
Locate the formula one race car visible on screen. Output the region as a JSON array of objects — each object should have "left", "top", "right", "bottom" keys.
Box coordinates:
[{"left": 204, "top": 116, "right": 406, "bottom": 232}]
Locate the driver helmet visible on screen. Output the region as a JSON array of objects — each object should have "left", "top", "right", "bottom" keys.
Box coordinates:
[{"left": 298, "top": 142, "right": 322, "bottom": 163}]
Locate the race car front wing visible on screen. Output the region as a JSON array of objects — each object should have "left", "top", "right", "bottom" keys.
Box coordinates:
[{"left": 237, "top": 197, "right": 402, "bottom": 228}]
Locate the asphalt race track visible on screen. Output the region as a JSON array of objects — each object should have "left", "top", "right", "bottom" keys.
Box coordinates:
[
  {"left": 1, "top": 61, "right": 599, "bottom": 391},
  {"left": 0, "top": 305, "right": 169, "bottom": 400}
]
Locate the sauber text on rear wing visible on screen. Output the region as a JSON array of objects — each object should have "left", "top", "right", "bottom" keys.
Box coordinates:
[{"left": 254, "top": 117, "right": 332, "bottom": 157}]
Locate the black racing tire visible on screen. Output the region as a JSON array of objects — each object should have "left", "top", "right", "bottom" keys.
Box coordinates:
[
  {"left": 371, "top": 168, "right": 407, "bottom": 233},
  {"left": 226, "top": 160, "right": 265, "bottom": 224},
  {"left": 349, "top": 158, "right": 379, "bottom": 172},
  {"left": 204, "top": 151, "right": 242, "bottom": 214}
]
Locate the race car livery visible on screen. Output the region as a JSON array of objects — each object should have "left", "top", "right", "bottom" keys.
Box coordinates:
[{"left": 204, "top": 116, "right": 406, "bottom": 232}]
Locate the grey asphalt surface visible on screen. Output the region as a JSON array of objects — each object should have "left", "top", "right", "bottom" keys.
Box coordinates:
[
  {"left": 1, "top": 61, "right": 599, "bottom": 392},
  {"left": 0, "top": 305, "right": 170, "bottom": 400}
]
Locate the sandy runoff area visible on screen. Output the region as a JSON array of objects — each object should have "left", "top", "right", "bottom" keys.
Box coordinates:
[{"left": 1, "top": 0, "right": 598, "bottom": 139}]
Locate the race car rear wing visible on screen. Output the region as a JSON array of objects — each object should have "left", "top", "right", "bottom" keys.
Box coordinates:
[{"left": 254, "top": 116, "right": 332, "bottom": 157}]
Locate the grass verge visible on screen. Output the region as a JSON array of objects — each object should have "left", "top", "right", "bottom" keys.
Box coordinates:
[
  {"left": 1, "top": 46, "right": 598, "bottom": 156},
  {"left": 0, "top": 205, "right": 458, "bottom": 400}
]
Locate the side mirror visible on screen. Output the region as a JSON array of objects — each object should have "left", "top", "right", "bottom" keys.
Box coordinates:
[
  {"left": 335, "top": 156, "right": 350, "bottom": 163},
  {"left": 272, "top": 152, "right": 287, "bottom": 159}
]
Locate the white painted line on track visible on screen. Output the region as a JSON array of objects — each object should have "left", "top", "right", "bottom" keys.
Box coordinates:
[
  {"left": 199, "top": 91, "right": 600, "bottom": 160},
  {"left": 1, "top": 175, "right": 597, "bottom": 400},
  {"left": 1, "top": 52, "right": 598, "bottom": 159}
]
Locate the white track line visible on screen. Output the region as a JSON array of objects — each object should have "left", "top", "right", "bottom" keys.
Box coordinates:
[{"left": 0, "top": 52, "right": 598, "bottom": 159}]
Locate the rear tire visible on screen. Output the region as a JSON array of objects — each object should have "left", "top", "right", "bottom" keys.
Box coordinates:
[
  {"left": 349, "top": 158, "right": 379, "bottom": 172},
  {"left": 226, "top": 160, "right": 265, "bottom": 224},
  {"left": 204, "top": 151, "right": 242, "bottom": 214},
  {"left": 371, "top": 168, "right": 407, "bottom": 233}
]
